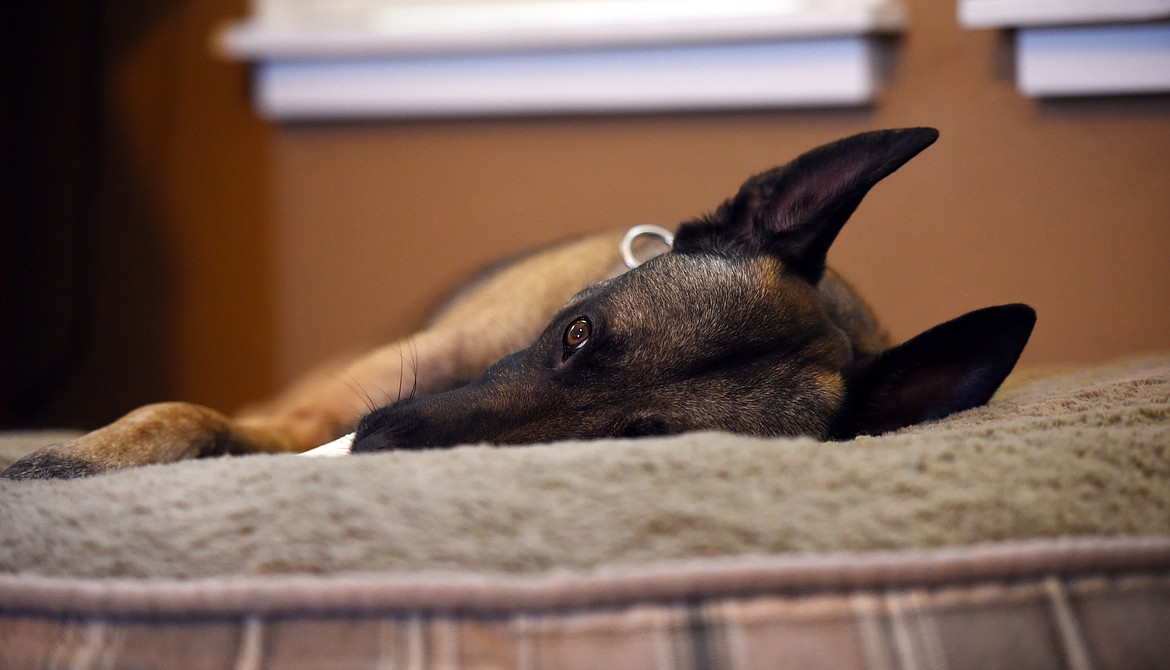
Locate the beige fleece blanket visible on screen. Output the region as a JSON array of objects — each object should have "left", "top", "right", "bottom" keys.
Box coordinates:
[{"left": 1, "top": 355, "right": 1167, "bottom": 580}]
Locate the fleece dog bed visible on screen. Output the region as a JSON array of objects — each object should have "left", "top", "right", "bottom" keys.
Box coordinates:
[{"left": 1, "top": 355, "right": 1168, "bottom": 668}]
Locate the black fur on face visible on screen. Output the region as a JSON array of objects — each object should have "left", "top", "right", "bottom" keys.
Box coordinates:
[
  {"left": 356, "top": 252, "right": 855, "bottom": 451},
  {"left": 353, "top": 128, "right": 1035, "bottom": 452}
]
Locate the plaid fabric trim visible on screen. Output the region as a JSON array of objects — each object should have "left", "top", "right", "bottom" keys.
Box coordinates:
[
  {"left": 3, "top": 573, "right": 1166, "bottom": 669},
  {"left": 2, "top": 539, "right": 1168, "bottom": 669}
]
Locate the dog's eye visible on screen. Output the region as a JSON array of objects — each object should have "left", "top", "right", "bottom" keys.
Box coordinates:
[{"left": 563, "top": 317, "right": 592, "bottom": 353}]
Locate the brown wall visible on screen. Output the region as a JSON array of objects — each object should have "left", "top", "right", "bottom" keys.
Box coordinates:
[{"left": 4, "top": 0, "right": 1169, "bottom": 429}]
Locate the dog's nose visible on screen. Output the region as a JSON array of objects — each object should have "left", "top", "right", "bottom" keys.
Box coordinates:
[
  {"left": 352, "top": 399, "right": 464, "bottom": 451},
  {"left": 352, "top": 403, "right": 423, "bottom": 452},
  {"left": 351, "top": 432, "right": 393, "bottom": 453}
]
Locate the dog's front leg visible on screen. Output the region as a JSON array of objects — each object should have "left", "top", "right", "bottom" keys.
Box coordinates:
[
  {"left": 0, "top": 402, "right": 300, "bottom": 479},
  {"left": 0, "top": 337, "right": 453, "bottom": 479}
]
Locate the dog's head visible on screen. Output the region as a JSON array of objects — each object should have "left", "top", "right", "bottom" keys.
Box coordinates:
[{"left": 354, "top": 128, "right": 1034, "bottom": 451}]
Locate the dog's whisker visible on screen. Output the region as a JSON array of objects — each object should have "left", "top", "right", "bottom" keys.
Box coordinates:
[
  {"left": 408, "top": 339, "right": 420, "bottom": 401},
  {"left": 342, "top": 374, "right": 379, "bottom": 414},
  {"left": 343, "top": 408, "right": 368, "bottom": 430},
  {"left": 396, "top": 343, "right": 407, "bottom": 404}
]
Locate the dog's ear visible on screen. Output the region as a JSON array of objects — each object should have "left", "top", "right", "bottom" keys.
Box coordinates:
[
  {"left": 832, "top": 304, "right": 1036, "bottom": 439},
  {"left": 674, "top": 128, "right": 939, "bottom": 282}
]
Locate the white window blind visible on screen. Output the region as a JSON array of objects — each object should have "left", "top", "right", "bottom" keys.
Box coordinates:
[
  {"left": 958, "top": 0, "right": 1170, "bottom": 97},
  {"left": 218, "top": 0, "right": 906, "bottom": 119}
]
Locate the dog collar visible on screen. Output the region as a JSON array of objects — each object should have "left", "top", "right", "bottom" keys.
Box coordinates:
[{"left": 620, "top": 224, "right": 674, "bottom": 269}]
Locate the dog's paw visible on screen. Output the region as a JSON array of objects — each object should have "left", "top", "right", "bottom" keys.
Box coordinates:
[{"left": 1, "top": 450, "right": 101, "bottom": 480}]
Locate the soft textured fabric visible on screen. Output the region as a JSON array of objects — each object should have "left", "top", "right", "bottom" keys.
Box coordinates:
[
  {"left": 1, "top": 355, "right": 1167, "bottom": 579},
  {"left": 1, "top": 356, "right": 1168, "bottom": 669}
]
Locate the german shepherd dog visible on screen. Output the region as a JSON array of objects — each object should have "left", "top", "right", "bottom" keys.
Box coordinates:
[{"left": 1, "top": 128, "right": 1035, "bottom": 479}]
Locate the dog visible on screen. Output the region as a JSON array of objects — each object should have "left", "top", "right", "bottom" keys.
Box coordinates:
[{"left": 1, "top": 128, "right": 1035, "bottom": 479}]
